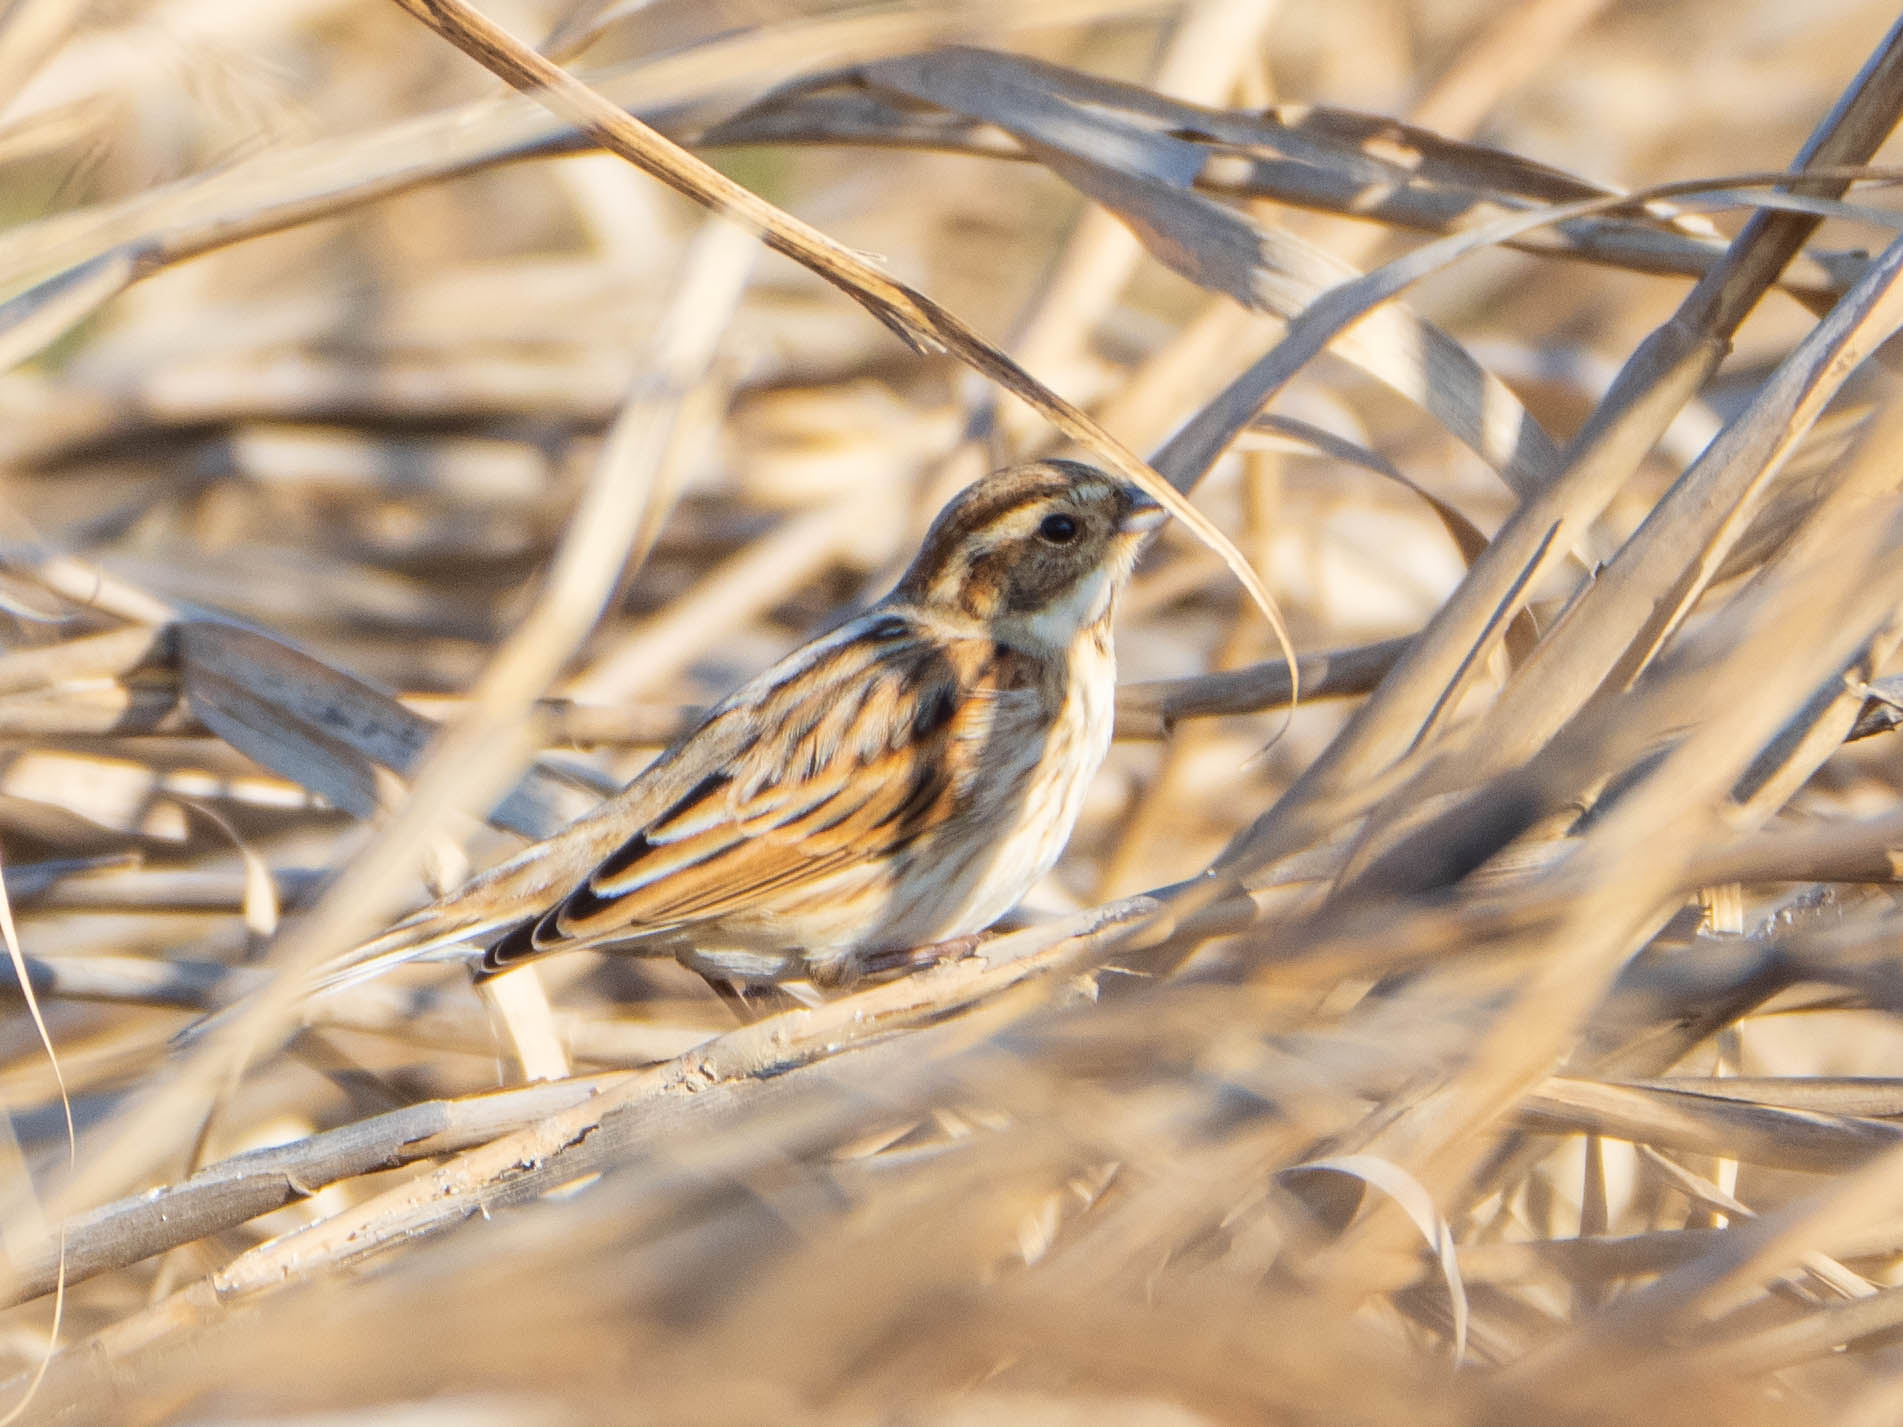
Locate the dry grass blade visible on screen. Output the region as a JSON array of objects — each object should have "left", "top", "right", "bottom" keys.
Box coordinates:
[
  {"left": 0, "top": 3, "right": 1154, "bottom": 376},
  {"left": 0, "top": 252, "right": 134, "bottom": 375},
  {"left": 1113, "top": 636, "right": 1410, "bottom": 737},
  {"left": 1519, "top": 1079, "right": 1903, "bottom": 1174},
  {"left": 868, "top": 46, "right": 1562, "bottom": 496},
  {"left": 1516, "top": 1140, "right": 1903, "bottom": 1382},
  {"left": 1417, "top": 238, "right": 1903, "bottom": 799},
  {"left": 381, "top": 0, "right": 1294, "bottom": 671},
  {"left": 1203, "top": 13, "right": 1903, "bottom": 871},
  {"left": 1279, "top": 487, "right": 1903, "bottom": 1302},
  {"left": 10, "top": 4, "right": 1903, "bottom": 1424},
  {"left": 0, "top": 841, "right": 68, "bottom": 1424},
  {"left": 20, "top": 199, "right": 757, "bottom": 1237},
  {"left": 178, "top": 621, "right": 606, "bottom": 836},
  {"left": 704, "top": 77, "right": 1860, "bottom": 308}
]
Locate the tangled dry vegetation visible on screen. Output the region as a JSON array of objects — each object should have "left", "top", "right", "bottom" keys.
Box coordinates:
[{"left": 6, "top": 0, "right": 1903, "bottom": 1421}]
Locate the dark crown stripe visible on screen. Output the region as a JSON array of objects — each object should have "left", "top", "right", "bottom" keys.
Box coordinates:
[{"left": 900, "top": 470, "right": 1083, "bottom": 594}]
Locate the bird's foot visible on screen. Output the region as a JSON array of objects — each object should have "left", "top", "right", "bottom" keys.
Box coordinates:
[{"left": 855, "top": 932, "right": 985, "bottom": 980}]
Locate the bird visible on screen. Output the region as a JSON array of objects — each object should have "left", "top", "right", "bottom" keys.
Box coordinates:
[{"left": 312, "top": 459, "right": 1164, "bottom": 1001}]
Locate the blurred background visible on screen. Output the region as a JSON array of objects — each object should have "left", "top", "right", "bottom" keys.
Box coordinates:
[{"left": 2, "top": 0, "right": 1903, "bottom": 1422}]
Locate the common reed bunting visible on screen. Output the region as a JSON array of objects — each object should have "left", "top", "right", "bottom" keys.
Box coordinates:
[{"left": 324, "top": 460, "right": 1163, "bottom": 995}]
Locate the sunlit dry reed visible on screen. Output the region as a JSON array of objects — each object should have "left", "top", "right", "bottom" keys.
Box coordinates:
[{"left": 3, "top": 2, "right": 1903, "bottom": 1424}]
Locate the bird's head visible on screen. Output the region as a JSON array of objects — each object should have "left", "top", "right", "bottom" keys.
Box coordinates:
[{"left": 893, "top": 460, "right": 1164, "bottom": 650}]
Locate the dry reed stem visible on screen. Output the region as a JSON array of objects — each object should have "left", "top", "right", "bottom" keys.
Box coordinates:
[
  {"left": 4, "top": 4, "right": 1903, "bottom": 1424},
  {"left": 17, "top": 186, "right": 755, "bottom": 1237},
  {"left": 381, "top": 0, "right": 1290, "bottom": 650},
  {"left": 1216, "top": 10, "right": 1903, "bottom": 873}
]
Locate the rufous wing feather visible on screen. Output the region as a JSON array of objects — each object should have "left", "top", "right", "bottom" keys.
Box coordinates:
[{"left": 484, "top": 617, "right": 1044, "bottom": 971}]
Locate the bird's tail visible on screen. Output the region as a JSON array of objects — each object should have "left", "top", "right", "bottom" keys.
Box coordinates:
[
  {"left": 168, "top": 906, "right": 503, "bottom": 1052},
  {"left": 302, "top": 906, "right": 500, "bottom": 994},
  {"left": 174, "top": 805, "right": 621, "bottom": 1048},
  {"left": 304, "top": 804, "right": 627, "bottom": 994}
]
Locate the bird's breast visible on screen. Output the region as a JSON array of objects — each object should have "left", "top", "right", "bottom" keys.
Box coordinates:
[{"left": 882, "top": 626, "right": 1115, "bottom": 947}]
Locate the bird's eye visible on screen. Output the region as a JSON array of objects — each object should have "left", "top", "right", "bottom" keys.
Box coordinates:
[{"left": 1038, "top": 513, "right": 1079, "bottom": 544}]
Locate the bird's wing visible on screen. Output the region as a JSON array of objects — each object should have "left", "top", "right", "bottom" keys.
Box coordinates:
[
  {"left": 300, "top": 706, "right": 769, "bottom": 993},
  {"left": 484, "top": 614, "right": 1048, "bottom": 971}
]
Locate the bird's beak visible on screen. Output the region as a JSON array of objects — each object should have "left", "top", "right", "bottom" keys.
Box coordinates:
[{"left": 1118, "top": 498, "right": 1168, "bottom": 538}]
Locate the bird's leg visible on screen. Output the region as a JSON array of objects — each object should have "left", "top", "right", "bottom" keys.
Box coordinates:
[
  {"left": 705, "top": 976, "right": 806, "bottom": 1022},
  {"left": 855, "top": 932, "right": 985, "bottom": 980},
  {"left": 706, "top": 976, "right": 756, "bottom": 1022},
  {"left": 707, "top": 936, "right": 986, "bottom": 1018}
]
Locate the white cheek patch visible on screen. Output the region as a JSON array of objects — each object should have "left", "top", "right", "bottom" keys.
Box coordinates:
[{"left": 1017, "top": 565, "right": 1112, "bottom": 649}]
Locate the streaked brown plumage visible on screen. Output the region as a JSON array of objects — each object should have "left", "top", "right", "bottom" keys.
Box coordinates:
[{"left": 320, "top": 460, "right": 1161, "bottom": 993}]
